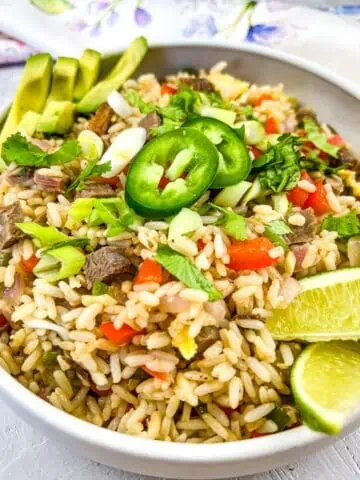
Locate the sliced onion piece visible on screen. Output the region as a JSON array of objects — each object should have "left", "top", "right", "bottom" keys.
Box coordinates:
[
  {"left": 78, "top": 130, "right": 104, "bottom": 161},
  {"left": 98, "top": 127, "right": 146, "bottom": 178},
  {"left": 107, "top": 91, "right": 133, "bottom": 119},
  {"left": 23, "top": 319, "right": 70, "bottom": 340}
]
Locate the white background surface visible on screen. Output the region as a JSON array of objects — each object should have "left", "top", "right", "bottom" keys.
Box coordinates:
[{"left": 1, "top": 58, "right": 360, "bottom": 480}]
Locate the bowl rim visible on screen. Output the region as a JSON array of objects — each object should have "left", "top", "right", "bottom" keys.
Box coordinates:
[{"left": 0, "top": 40, "right": 358, "bottom": 465}]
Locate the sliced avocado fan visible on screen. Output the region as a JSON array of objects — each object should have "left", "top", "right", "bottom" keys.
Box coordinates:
[
  {"left": 76, "top": 36, "right": 148, "bottom": 114},
  {"left": 73, "top": 49, "right": 101, "bottom": 102},
  {"left": 37, "top": 101, "right": 75, "bottom": 135},
  {"left": 47, "top": 56, "right": 79, "bottom": 103},
  {"left": 0, "top": 53, "right": 52, "bottom": 147},
  {"left": 30, "top": 0, "right": 72, "bottom": 14},
  {"left": 17, "top": 111, "right": 41, "bottom": 137}
]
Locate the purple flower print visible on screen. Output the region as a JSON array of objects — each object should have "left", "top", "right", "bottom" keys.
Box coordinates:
[
  {"left": 245, "top": 24, "right": 281, "bottom": 43},
  {"left": 107, "top": 10, "right": 119, "bottom": 26},
  {"left": 90, "top": 23, "right": 102, "bottom": 36},
  {"left": 69, "top": 18, "right": 88, "bottom": 32},
  {"left": 135, "top": 7, "right": 152, "bottom": 27},
  {"left": 96, "top": 0, "right": 110, "bottom": 10},
  {"left": 319, "top": 4, "right": 360, "bottom": 15},
  {"left": 182, "top": 15, "right": 217, "bottom": 38}
]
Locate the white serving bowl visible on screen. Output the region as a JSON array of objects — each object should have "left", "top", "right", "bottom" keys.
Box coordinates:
[{"left": 0, "top": 42, "right": 359, "bottom": 479}]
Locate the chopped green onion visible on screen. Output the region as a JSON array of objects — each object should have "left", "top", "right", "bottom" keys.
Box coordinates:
[
  {"left": 16, "top": 223, "right": 68, "bottom": 248},
  {"left": 33, "top": 245, "right": 86, "bottom": 282},
  {"left": 69, "top": 198, "right": 96, "bottom": 222},
  {"left": 236, "top": 120, "right": 266, "bottom": 145},
  {"left": 210, "top": 203, "right": 247, "bottom": 241},
  {"left": 268, "top": 406, "right": 291, "bottom": 431},
  {"left": 168, "top": 208, "right": 202, "bottom": 241},
  {"left": 272, "top": 193, "right": 289, "bottom": 216},
  {"left": 214, "top": 180, "right": 252, "bottom": 208},
  {"left": 200, "top": 106, "right": 236, "bottom": 127},
  {"left": 42, "top": 350, "right": 59, "bottom": 366}
]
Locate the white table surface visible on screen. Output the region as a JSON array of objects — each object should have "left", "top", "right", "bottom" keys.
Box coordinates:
[{"left": 1, "top": 58, "right": 360, "bottom": 480}]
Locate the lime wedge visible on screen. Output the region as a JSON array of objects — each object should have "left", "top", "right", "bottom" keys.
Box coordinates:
[
  {"left": 267, "top": 268, "right": 360, "bottom": 341},
  {"left": 291, "top": 341, "right": 360, "bottom": 434}
]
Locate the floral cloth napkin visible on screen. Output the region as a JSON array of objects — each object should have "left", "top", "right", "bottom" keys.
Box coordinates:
[{"left": 0, "top": 1, "right": 359, "bottom": 83}]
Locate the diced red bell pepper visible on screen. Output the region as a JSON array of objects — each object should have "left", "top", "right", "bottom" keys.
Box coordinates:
[
  {"left": 92, "top": 175, "right": 120, "bottom": 188},
  {"left": 328, "top": 134, "right": 345, "bottom": 146},
  {"left": 318, "top": 151, "right": 329, "bottom": 160},
  {"left": 264, "top": 117, "right": 278, "bottom": 134},
  {"left": 220, "top": 406, "right": 233, "bottom": 417},
  {"left": 228, "top": 237, "right": 277, "bottom": 271},
  {"left": 135, "top": 258, "right": 163, "bottom": 285},
  {"left": 100, "top": 322, "right": 142, "bottom": 345},
  {"left": 249, "top": 146, "right": 263, "bottom": 159},
  {"left": 251, "top": 432, "right": 270, "bottom": 438},
  {"left": 304, "top": 179, "right": 330, "bottom": 215},
  {"left": 197, "top": 239, "right": 206, "bottom": 251},
  {"left": 161, "top": 83, "right": 178, "bottom": 95},
  {"left": 251, "top": 93, "right": 272, "bottom": 107},
  {"left": 142, "top": 365, "right": 170, "bottom": 382},
  {"left": 287, "top": 171, "right": 314, "bottom": 208},
  {"left": 0, "top": 314, "right": 8, "bottom": 330},
  {"left": 22, "top": 255, "right": 39, "bottom": 273}
]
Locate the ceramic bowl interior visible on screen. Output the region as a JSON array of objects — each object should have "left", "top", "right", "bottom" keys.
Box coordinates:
[{"left": 0, "top": 44, "right": 359, "bottom": 479}]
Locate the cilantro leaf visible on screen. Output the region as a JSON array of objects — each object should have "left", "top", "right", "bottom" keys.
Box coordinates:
[
  {"left": 124, "top": 86, "right": 235, "bottom": 136},
  {"left": 123, "top": 90, "right": 155, "bottom": 114},
  {"left": 237, "top": 104, "right": 254, "bottom": 119},
  {"left": 300, "top": 153, "right": 344, "bottom": 174},
  {"left": 155, "top": 245, "right": 222, "bottom": 302},
  {"left": 321, "top": 211, "right": 360, "bottom": 239},
  {"left": 2, "top": 133, "right": 81, "bottom": 168},
  {"left": 252, "top": 134, "right": 301, "bottom": 193},
  {"left": 210, "top": 203, "right": 247, "bottom": 241},
  {"left": 150, "top": 118, "right": 183, "bottom": 137},
  {"left": 303, "top": 117, "right": 340, "bottom": 158},
  {"left": 92, "top": 280, "right": 109, "bottom": 296},
  {"left": 67, "top": 160, "right": 111, "bottom": 192},
  {"left": 92, "top": 198, "right": 135, "bottom": 237},
  {"left": 263, "top": 220, "right": 291, "bottom": 250}
]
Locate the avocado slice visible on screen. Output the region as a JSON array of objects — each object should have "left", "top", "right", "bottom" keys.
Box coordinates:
[
  {"left": 76, "top": 37, "right": 148, "bottom": 114},
  {"left": 17, "top": 111, "right": 41, "bottom": 136},
  {"left": 0, "top": 53, "right": 52, "bottom": 145},
  {"left": 48, "top": 57, "right": 79, "bottom": 103},
  {"left": 36, "top": 101, "right": 75, "bottom": 134},
  {"left": 73, "top": 49, "right": 101, "bottom": 102},
  {"left": 30, "top": 0, "right": 72, "bottom": 14}
]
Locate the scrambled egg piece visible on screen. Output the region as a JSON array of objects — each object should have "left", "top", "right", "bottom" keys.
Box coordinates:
[
  {"left": 340, "top": 169, "right": 360, "bottom": 197},
  {"left": 208, "top": 72, "right": 249, "bottom": 101},
  {"left": 170, "top": 321, "right": 197, "bottom": 360}
]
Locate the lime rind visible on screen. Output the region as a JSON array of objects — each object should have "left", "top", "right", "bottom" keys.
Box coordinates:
[
  {"left": 267, "top": 268, "right": 360, "bottom": 341},
  {"left": 291, "top": 342, "right": 360, "bottom": 434}
]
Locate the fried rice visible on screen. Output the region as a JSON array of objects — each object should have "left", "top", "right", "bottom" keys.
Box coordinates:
[{"left": 0, "top": 59, "right": 358, "bottom": 444}]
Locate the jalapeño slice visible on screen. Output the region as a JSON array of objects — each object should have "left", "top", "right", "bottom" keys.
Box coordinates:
[
  {"left": 184, "top": 117, "right": 251, "bottom": 188},
  {"left": 125, "top": 128, "right": 219, "bottom": 218}
]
